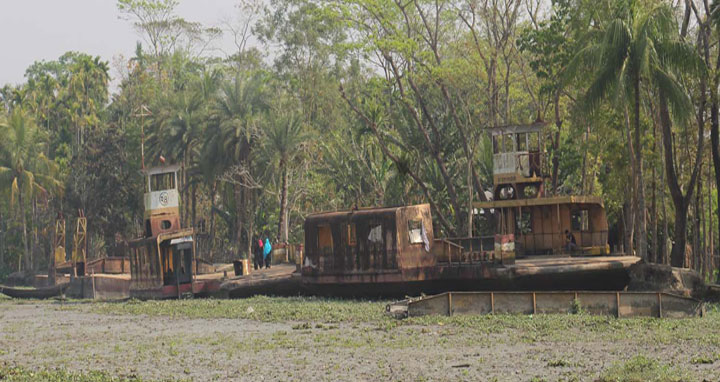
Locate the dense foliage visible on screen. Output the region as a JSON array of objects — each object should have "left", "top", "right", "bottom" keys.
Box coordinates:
[{"left": 0, "top": 0, "right": 717, "bottom": 280}]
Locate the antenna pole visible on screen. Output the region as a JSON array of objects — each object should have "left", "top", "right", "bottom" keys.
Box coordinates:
[{"left": 134, "top": 105, "right": 152, "bottom": 169}]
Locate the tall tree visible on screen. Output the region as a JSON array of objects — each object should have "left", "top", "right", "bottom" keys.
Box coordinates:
[
  {"left": 570, "top": 2, "right": 701, "bottom": 261},
  {"left": 264, "top": 109, "right": 309, "bottom": 243},
  {"left": 0, "top": 109, "right": 62, "bottom": 270}
]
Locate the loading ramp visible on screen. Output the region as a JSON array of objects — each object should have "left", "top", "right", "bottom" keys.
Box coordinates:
[{"left": 387, "top": 291, "right": 704, "bottom": 319}]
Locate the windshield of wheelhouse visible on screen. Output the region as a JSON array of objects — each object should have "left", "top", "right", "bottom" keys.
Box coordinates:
[{"left": 149, "top": 172, "right": 176, "bottom": 192}]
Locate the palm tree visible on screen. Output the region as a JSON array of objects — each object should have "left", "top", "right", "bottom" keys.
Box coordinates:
[
  {"left": 0, "top": 108, "right": 62, "bottom": 270},
  {"left": 264, "top": 109, "right": 309, "bottom": 243},
  {"left": 571, "top": 3, "right": 700, "bottom": 262},
  {"left": 204, "top": 74, "right": 269, "bottom": 256},
  {"left": 66, "top": 55, "right": 110, "bottom": 151},
  {"left": 150, "top": 87, "right": 206, "bottom": 225}
]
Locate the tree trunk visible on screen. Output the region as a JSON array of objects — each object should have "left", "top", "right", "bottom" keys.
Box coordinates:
[
  {"left": 208, "top": 180, "right": 217, "bottom": 261},
  {"left": 624, "top": 106, "right": 636, "bottom": 254},
  {"left": 712, "top": 60, "right": 720, "bottom": 281},
  {"left": 19, "top": 191, "right": 29, "bottom": 272},
  {"left": 551, "top": 92, "right": 561, "bottom": 194},
  {"left": 652, "top": 111, "right": 659, "bottom": 263},
  {"left": 633, "top": 77, "right": 647, "bottom": 261},
  {"left": 0, "top": 212, "right": 5, "bottom": 268},
  {"left": 708, "top": 167, "right": 714, "bottom": 280},
  {"left": 234, "top": 184, "right": 244, "bottom": 259},
  {"left": 277, "top": 159, "right": 289, "bottom": 243},
  {"left": 695, "top": 166, "right": 702, "bottom": 273},
  {"left": 670, "top": 205, "right": 690, "bottom": 268},
  {"left": 581, "top": 124, "right": 589, "bottom": 194},
  {"left": 622, "top": 198, "right": 633, "bottom": 254},
  {"left": 191, "top": 181, "right": 197, "bottom": 230},
  {"left": 659, "top": 91, "right": 704, "bottom": 267}
]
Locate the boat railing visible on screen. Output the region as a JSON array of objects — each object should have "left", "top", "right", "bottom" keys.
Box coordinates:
[
  {"left": 432, "top": 239, "right": 464, "bottom": 263},
  {"left": 515, "top": 230, "right": 609, "bottom": 255}
]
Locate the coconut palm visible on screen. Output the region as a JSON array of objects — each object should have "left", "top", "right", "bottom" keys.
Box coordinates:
[
  {"left": 0, "top": 108, "right": 63, "bottom": 270},
  {"left": 264, "top": 108, "right": 310, "bottom": 243},
  {"left": 570, "top": 2, "right": 702, "bottom": 261},
  {"left": 203, "top": 74, "right": 270, "bottom": 255}
]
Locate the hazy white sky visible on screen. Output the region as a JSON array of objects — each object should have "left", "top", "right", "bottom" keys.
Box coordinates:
[{"left": 0, "top": 0, "right": 244, "bottom": 90}]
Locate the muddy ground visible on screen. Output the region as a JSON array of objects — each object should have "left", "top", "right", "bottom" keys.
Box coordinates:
[{"left": 0, "top": 300, "right": 718, "bottom": 381}]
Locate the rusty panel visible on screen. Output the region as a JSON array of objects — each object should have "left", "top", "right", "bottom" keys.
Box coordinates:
[
  {"left": 148, "top": 215, "right": 181, "bottom": 237},
  {"left": 129, "top": 239, "right": 163, "bottom": 291},
  {"left": 535, "top": 292, "right": 575, "bottom": 314},
  {"left": 408, "top": 293, "right": 449, "bottom": 316},
  {"left": 451, "top": 292, "right": 492, "bottom": 315},
  {"left": 395, "top": 204, "right": 434, "bottom": 269},
  {"left": 590, "top": 205, "right": 609, "bottom": 231},
  {"left": 618, "top": 293, "right": 659, "bottom": 318},
  {"left": 575, "top": 292, "right": 617, "bottom": 316},
  {"left": 494, "top": 292, "right": 534, "bottom": 314},
  {"left": 401, "top": 291, "right": 702, "bottom": 318},
  {"left": 660, "top": 294, "right": 703, "bottom": 318}
]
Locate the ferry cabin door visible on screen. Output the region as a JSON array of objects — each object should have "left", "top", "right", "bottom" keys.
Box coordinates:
[{"left": 162, "top": 243, "right": 193, "bottom": 286}]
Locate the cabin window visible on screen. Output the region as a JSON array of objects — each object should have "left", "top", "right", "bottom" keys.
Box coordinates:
[
  {"left": 161, "top": 220, "right": 172, "bottom": 230},
  {"left": 517, "top": 133, "right": 528, "bottom": 151},
  {"left": 150, "top": 172, "right": 175, "bottom": 192},
  {"left": 493, "top": 135, "right": 500, "bottom": 154},
  {"left": 516, "top": 210, "right": 532, "bottom": 234},
  {"left": 408, "top": 220, "right": 424, "bottom": 244},
  {"left": 473, "top": 209, "right": 495, "bottom": 236},
  {"left": 368, "top": 224, "right": 383, "bottom": 243},
  {"left": 572, "top": 210, "right": 590, "bottom": 231},
  {"left": 505, "top": 134, "right": 516, "bottom": 152},
  {"left": 317, "top": 225, "right": 333, "bottom": 249},
  {"left": 347, "top": 223, "right": 357, "bottom": 246},
  {"left": 528, "top": 132, "right": 540, "bottom": 151}
]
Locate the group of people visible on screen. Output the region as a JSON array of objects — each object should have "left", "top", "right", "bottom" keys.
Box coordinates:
[{"left": 253, "top": 237, "right": 273, "bottom": 270}]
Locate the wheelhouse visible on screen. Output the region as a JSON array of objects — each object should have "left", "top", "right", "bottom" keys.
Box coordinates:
[
  {"left": 129, "top": 165, "right": 196, "bottom": 299},
  {"left": 474, "top": 196, "right": 610, "bottom": 256}
]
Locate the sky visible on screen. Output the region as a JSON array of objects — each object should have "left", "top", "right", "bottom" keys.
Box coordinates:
[{"left": 0, "top": 0, "right": 245, "bottom": 91}]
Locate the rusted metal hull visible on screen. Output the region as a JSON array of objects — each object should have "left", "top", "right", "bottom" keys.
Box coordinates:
[
  {"left": 130, "top": 282, "right": 193, "bottom": 299},
  {"left": 389, "top": 291, "right": 704, "bottom": 318},
  {"left": 0, "top": 282, "right": 70, "bottom": 299},
  {"left": 85, "top": 257, "right": 130, "bottom": 274},
  {"left": 300, "top": 256, "right": 640, "bottom": 298},
  {"left": 219, "top": 264, "right": 300, "bottom": 298}
]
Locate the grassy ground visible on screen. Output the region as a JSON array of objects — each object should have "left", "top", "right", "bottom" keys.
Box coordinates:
[
  {"left": 1, "top": 298, "right": 718, "bottom": 381},
  {"left": 0, "top": 364, "right": 159, "bottom": 382},
  {"left": 62, "top": 296, "right": 389, "bottom": 323},
  {"left": 64, "top": 296, "right": 720, "bottom": 346},
  {"left": 0, "top": 356, "right": 698, "bottom": 382}
]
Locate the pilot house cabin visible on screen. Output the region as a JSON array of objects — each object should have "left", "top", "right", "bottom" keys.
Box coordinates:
[
  {"left": 128, "top": 165, "right": 196, "bottom": 299},
  {"left": 475, "top": 123, "right": 610, "bottom": 257},
  {"left": 474, "top": 196, "right": 609, "bottom": 256}
]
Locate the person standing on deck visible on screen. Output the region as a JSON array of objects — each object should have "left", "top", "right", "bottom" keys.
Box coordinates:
[
  {"left": 565, "top": 230, "right": 577, "bottom": 252},
  {"left": 253, "top": 239, "right": 264, "bottom": 270},
  {"left": 263, "top": 238, "right": 272, "bottom": 268}
]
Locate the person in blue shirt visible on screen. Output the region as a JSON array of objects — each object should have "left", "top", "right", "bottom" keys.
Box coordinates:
[{"left": 263, "top": 238, "right": 272, "bottom": 268}]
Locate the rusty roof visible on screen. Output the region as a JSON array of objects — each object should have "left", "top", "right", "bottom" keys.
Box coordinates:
[
  {"left": 305, "top": 204, "right": 430, "bottom": 220},
  {"left": 473, "top": 195, "right": 604, "bottom": 209}
]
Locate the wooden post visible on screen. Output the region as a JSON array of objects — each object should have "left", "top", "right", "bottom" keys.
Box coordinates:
[
  {"left": 448, "top": 292, "right": 453, "bottom": 316},
  {"left": 616, "top": 292, "right": 621, "bottom": 318},
  {"left": 556, "top": 203, "right": 562, "bottom": 253},
  {"left": 657, "top": 293, "right": 663, "bottom": 318},
  {"left": 490, "top": 292, "right": 495, "bottom": 314},
  {"left": 532, "top": 292, "right": 536, "bottom": 315}
]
